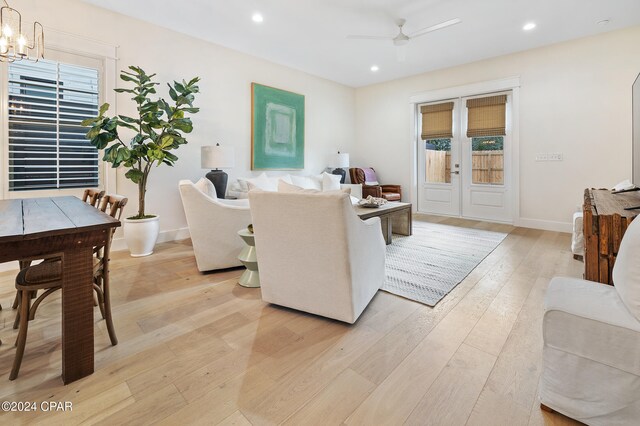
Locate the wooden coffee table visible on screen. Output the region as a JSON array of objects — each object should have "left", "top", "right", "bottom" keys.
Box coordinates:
[{"left": 354, "top": 202, "right": 412, "bottom": 245}]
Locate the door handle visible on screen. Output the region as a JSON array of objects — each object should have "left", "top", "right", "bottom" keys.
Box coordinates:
[{"left": 451, "top": 171, "right": 460, "bottom": 175}]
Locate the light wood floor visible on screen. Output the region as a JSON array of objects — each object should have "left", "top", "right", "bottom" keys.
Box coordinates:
[{"left": 0, "top": 216, "right": 584, "bottom": 425}]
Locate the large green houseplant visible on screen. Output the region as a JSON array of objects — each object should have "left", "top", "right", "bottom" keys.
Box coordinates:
[{"left": 83, "top": 66, "right": 200, "bottom": 256}]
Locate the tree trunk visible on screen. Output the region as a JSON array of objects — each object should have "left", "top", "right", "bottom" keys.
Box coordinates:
[{"left": 138, "top": 175, "right": 147, "bottom": 217}]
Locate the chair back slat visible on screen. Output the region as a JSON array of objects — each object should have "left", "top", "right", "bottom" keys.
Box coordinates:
[
  {"left": 82, "top": 189, "right": 105, "bottom": 207},
  {"left": 98, "top": 195, "right": 128, "bottom": 220}
]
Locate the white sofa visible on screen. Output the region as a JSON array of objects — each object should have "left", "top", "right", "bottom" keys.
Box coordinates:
[
  {"left": 540, "top": 217, "right": 640, "bottom": 425},
  {"left": 179, "top": 179, "right": 252, "bottom": 271},
  {"left": 228, "top": 172, "right": 363, "bottom": 200},
  {"left": 248, "top": 190, "right": 385, "bottom": 323}
]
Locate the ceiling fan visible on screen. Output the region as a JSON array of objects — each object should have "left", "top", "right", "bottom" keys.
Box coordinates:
[{"left": 347, "top": 17, "right": 462, "bottom": 62}]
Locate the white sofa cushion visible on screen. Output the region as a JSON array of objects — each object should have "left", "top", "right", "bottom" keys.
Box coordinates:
[
  {"left": 322, "top": 172, "right": 341, "bottom": 191},
  {"left": 278, "top": 180, "right": 359, "bottom": 204},
  {"left": 612, "top": 217, "right": 640, "bottom": 321},
  {"left": 290, "top": 174, "right": 322, "bottom": 190},
  {"left": 194, "top": 177, "right": 216, "bottom": 198},
  {"left": 239, "top": 173, "right": 292, "bottom": 192}
]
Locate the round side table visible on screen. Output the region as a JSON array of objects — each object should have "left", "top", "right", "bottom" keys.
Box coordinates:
[{"left": 237, "top": 229, "right": 260, "bottom": 287}]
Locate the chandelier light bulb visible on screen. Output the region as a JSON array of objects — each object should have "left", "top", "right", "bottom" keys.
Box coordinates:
[
  {"left": 0, "top": 36, "right": 7, "bottom": 54},
  {"left": 17, "top": 34, "right": 25, "bottom": 54},
  {"left": 3, "top": 23, "right": 12, "bottom": 38}
]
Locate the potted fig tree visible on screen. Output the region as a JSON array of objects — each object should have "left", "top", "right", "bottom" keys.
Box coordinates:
[{"left": 83, "top": 66, "right": 200, "bottom": 256}]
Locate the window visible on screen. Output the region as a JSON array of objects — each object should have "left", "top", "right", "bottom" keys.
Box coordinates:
[
  {"left": 471, "top": 136, "right": 504, "bottom": 185},
  {"left": 421, "top": 102, "right": 454, "bottom": 184},
  {"left": 7, "top": 59, "right": 100, "bottom": 191}
]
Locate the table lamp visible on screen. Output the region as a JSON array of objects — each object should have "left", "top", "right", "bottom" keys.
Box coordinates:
[
  {"left": 330, "top": 151, "right": 349, "bottom": 183},
  {"left": 202, "top": 144, "right": 235, "bottom": 198}
]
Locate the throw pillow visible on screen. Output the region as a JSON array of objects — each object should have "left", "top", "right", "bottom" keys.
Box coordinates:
[
  {"left": 278, "top": 180, "right": 322, "bottom": 194},
  {"left": 613, "top": 217, "right": 640, "bottom": 321},
  {"left": 322, "top": 172, "right": 341, "bottom": 191},
  {"left": 290, "top": 175, "right": 322, "bottom": 190},
  {"left": 247, "top": 173, "right": 278, "bottom": 192},
  {"left": 194, "top": 178, "right": 217, "bottom": 198},
  {"left": 365, "top": 180, "right": 380, "bottom": 186}
]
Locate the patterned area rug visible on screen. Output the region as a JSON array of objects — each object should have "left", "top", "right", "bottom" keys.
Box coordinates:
[{"left": 383, "top": 221, "right": 508, "bottom": 306}]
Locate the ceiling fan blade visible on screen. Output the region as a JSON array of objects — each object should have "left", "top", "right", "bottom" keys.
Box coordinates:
[
  {"left": 409, "top": 18, "right": 462, "bottom": 39},
  {"left": 347, "top": 35, "right": 392, "bottom": 40}
]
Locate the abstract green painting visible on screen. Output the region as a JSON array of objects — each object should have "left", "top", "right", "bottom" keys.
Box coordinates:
[{"left": 251, "top": 83, "right": 305, "bottom": 170}]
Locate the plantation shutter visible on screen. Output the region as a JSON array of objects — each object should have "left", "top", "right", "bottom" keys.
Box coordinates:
[
  {"left": 466, "top": 95, "right": 507, "bottom": 137},
  {"left": 420, "top": 102, "right": 454, "bottom": 140},
  {"left": 7, "top": 60, "right": 100, "bottom": 191}
]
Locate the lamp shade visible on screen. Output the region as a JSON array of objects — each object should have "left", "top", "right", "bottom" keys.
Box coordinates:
[
  {"left": 201, "top": 145, "right": 235, "bottom": 169},
  {"left": 330, "top": 152, "right": 349, "bottom": 168}
]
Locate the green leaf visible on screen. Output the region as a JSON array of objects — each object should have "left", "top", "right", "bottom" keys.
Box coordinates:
[
  {"left": 125, "top": 169, "right": 144, "bottom": 184},
  {"left": 81, "top": 117, "right": 99, "bottom": 127},
  {"left": 118, "top": 115, "right": 139, "bottom": 124},
  {"left": 120, "top": 74, "right": 137, "bottom": 83},
  {"left": 99, "top": 103, "right": 110, "bottom": 116},
  {"left": 172, "top": 118, "right": 193, "bottom": 133},
  {"left": 173, "top": 81, "right": 185, "bottom": 93},
  {"left": 86, "top": 126, "right": 101, "bottom": 140},
  {"left": 105, "top": 118, "right": 118, "bottom": 131},
  {"left": 159, "top": 135, "right": 174, "bottom": 149},
  {"left": 168, "top": 86, "right": 178, "bottom": 102}
]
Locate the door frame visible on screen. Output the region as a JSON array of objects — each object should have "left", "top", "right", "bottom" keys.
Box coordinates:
[{"left": 408, "top": 77, "right": 520, "bottom": 224}]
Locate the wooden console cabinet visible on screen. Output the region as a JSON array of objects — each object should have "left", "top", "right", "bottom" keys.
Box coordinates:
[{"left": 583, "top": 188, "right": 640, "bottom": 284}]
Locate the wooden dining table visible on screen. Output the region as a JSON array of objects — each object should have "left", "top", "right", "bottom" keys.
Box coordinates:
[{"left": 0, "top": 196, "right": 120, "bottom": 384}]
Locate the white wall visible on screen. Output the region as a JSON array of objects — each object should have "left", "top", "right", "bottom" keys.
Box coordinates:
[
  {"left": 353, "top": 26, "right": 640, "bottom": 231},
  {"left": 2, "top": 0, "right": 356, "bottom": 239}
]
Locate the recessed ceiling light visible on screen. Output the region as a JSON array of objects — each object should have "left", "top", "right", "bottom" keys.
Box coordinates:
[
  {"left": 522, "top": 22, "right": 536, "bottom": 31},
  {"left": 252, "top": 13, "right": 264, "bottom": 23},
  {"left": 370, "top": 65, "right": 379, "bottom": 72}
]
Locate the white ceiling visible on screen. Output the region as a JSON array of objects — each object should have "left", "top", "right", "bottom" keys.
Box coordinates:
[{"left": 83, "top": 0, "right": 640, "bottom": 87}]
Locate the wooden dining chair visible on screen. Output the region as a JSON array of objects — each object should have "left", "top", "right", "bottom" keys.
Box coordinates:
[
  {"left": 9, "top": 195, "right": 127, "bottom": 380},
  {"left": 82, "top": 189, "right": 105, "bottom": 207}
]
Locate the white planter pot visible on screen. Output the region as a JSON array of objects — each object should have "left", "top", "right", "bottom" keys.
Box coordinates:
[{"left": 124, "top": 215, "right": 160, "bottom": 257}]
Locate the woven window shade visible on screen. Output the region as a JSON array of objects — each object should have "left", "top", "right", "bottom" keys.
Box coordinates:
[
  {"left": 466, "top": 95, "right": 507, "bottom": 137},
  {"left": 420, "top": 102, "right": 454, "bottom": 140}
]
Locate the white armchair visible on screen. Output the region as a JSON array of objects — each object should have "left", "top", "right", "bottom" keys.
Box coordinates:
[
  {"left": 248, "top": 190, "right": 385, "bottom": 324},
  {"left": 540, "top": 217, "right": 640, "bottom": 425},
  {"left": 179, "top": 179, "right": 252, "bottom": 272}
]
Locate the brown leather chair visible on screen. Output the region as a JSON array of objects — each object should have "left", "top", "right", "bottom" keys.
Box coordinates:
[{"left": 349, "top": 167, "right": 402, "bottom": 201}]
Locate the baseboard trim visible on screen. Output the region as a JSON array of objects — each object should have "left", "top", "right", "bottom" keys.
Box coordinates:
[
  {"left": 516, "top": 217, "right": 572, "bottom": 233},
  {"left": 111, "top": 227, "right": 191, "bottom": 252}
]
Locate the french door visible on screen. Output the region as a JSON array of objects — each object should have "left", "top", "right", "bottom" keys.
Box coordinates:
[{"left": 417, "top": 91, "right": 513, "bottom": 223}]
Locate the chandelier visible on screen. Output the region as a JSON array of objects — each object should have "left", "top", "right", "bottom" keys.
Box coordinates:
[{"left": 0, "top": 0, "right": 44, "bottom": 62}]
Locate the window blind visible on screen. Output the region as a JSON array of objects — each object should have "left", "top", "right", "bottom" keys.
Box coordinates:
[
  {"left": 8, "top": 60, "right": 100, "bottom": 191},
  {"left": 420, "top": 102, "right": 454, "bottom": 140},
  {"left": 466, "top": 95, "right": 507, "bottom": 137}
]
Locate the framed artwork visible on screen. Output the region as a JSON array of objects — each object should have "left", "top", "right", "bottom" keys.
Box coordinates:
[{"left": 251, "top": 83, "right": 305, "bottom": 170}]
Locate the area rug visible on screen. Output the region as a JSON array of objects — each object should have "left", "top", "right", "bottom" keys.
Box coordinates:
[{"left": 383, "top": 221, "right": 508, "bottom": 306}]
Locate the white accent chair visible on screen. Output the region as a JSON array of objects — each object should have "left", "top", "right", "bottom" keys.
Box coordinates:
[
  {"left": 540, "top": 217, "right": 640, "bottom": 425},
  {"left": 248, "top": 190, "right": 385, "bottom": 324},
  {"left": 179, "top": 179, "right": 252, "bottom": 271}
]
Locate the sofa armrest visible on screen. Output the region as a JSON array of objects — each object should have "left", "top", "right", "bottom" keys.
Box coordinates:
[
  {"left": 362, "top": 185, "right": 382, "bottom": 198},
  {"left": 381, "top": 184, "right": 402, "bottom": 194}
]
